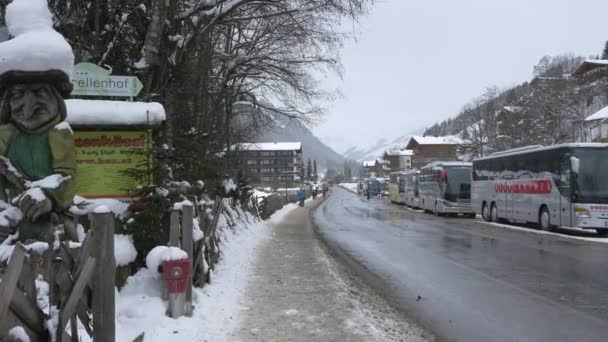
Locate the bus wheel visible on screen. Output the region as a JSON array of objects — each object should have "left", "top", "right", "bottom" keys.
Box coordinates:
[
  {"left": 482, "top": 203, "right": 491, "bottom": 222},
  {"left": 434, "top": 203, "right": 443, "bottom": 217},
  {"left": 490, "top": 203, "right": 498, "bottom": 223},
  {"left": 539, "top": 207, "right": 554, "bottom": 232},
  {"left": 596, "top": 229, "right": 608, "bottom": 236}
]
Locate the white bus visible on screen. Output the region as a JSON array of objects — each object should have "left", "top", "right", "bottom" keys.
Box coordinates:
[
  {"left": 401, "top": 170, "right": 420, "bottom": 208},
  {"left": 419, "top": 161, "right": 475, "bottom": 217},
  {"left": 471, "top": 143, "right": 608, "bottom": 235},
  {"left": 388, "top": 171, "right": 406, "bottom": 204}
]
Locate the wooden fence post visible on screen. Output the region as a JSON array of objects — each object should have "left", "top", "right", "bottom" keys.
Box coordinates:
[
  {"left": 181, "top": 204, "right": 194, "bottom": 316},
  {"left": 169, "top": 210, "right": 180, "bottom": 247},
  {"left": 0, "top": 244, "right": 26, "bottom": 329},
  {"left": 90, "top": 212, "right": 115, "bottom": 342}
]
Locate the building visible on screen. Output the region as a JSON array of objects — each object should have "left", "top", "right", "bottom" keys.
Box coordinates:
[
  {"left": 383, "top": 149, "right": 413, "bottom": 171},
  {"left": 235, "top": 142, "right": 303, "bottom": 187},
  {"left": 579, "top": 106, "right": 608, "bottom": 142},
  {"left": 362, "top": 159, "right": 388, "bottom": 178},
  {"left": 572, "top": 59, "right": 608, "bottom": 80},
  {"left": 405, "top": 136, "right": 463, "bottom": 168}
]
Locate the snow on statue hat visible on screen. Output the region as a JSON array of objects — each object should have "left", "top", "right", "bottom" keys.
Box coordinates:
[{"left": 0, "top": 0, "right": 74, "bottom": 98}]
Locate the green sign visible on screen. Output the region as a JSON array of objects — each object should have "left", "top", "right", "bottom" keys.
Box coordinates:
[
  {"left": 74, "top": 131, "right": 151, "bottom": 199},
  {"left": 71, "top": 63, "right": 143, "bottom": 97}
]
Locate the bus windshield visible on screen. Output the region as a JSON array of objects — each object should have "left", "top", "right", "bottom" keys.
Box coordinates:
[
  {"left": 573, "top": 148, "right": 608, "bottom": 204},
  {"left": 445, "top": 166, "right": 472, "bottom": 201}
]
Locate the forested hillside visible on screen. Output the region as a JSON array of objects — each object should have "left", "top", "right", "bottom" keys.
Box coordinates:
[{"left": 424, "top": 50, "right": 608, "bottom": 158}]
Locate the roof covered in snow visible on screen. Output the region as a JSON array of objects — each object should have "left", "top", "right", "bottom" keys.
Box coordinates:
[
  {"left": 65, "top": 99, "right": 166, "bottom": 126},
  {"left": 362, "top": 160, "right": 376, "bottom": 167},
  {"left": 384, "top": 149, "right": 414, "bottom": 156},
  {"left": 572, "top": 59, "right": 608, "bottom": 77},
  {"left": 235, "top": 142, "right": 302, "bottom": 151},
  {"left": 585, "top": 106, "right": 608, "bottom": 122},
  {"left": 406, "top": 136, "right": 464, "bottom": 147}
]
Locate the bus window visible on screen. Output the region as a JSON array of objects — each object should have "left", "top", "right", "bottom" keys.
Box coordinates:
[
  {"left": 573, "top": 148, "right": 608, "bottom": 204},
  {"left": 445, "top": 166, "right": 472, "bottom": 201},
  {"left": 559, "top": 157, "right": 572, "bottom": 199}
]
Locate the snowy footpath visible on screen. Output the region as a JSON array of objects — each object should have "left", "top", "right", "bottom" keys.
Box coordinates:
[
  {"left": 230, "top": 199, "right": 431, "bottom": 342},
  {"left": 112, "top": 204, "right": 294, "bottom": 341}
]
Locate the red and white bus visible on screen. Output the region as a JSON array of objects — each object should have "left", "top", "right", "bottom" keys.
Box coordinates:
[{"left": 472, "top": 143, "right": 608, "bottom": 235}]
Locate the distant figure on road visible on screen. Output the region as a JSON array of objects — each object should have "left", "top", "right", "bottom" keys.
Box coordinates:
[
  {"left": 297, "top": 188, "right": 306, "bottom": 207},
  {"left": 366, "top": 187, "right": 371, "bottom": 200},
  {"left": 312, "top": 187, "right": 318, "bottom": 199}
]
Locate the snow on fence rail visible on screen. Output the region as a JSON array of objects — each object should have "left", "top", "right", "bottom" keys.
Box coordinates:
[{"left": 0, "top": 211, "right": 116, "bottom": 342}]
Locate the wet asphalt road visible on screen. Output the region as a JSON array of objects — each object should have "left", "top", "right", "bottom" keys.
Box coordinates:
[{"left": 312, "top": 187, "right": 608, "bottom": 342}]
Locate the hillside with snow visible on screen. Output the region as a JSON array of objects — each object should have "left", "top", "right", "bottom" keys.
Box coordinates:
[{"left": 342, "top": 128, "right": 424, "bottom": 161}]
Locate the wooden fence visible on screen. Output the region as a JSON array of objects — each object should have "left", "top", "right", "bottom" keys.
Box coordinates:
[{"left": 0, "top": 212, "right": 116, "bottom": 342}]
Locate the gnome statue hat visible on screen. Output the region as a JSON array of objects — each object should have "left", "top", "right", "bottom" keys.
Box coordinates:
[{"left": 0, "top": 0, "right": 75, "bottom": 123}]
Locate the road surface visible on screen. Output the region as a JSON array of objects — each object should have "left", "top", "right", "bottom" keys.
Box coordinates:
[{"left": 312, "top": 187, "right": 608, "bottom": 342}]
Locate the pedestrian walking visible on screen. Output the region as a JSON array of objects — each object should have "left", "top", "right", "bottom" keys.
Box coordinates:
[{"left": 297, "top": 188, "right": 306, "bottom": 207}]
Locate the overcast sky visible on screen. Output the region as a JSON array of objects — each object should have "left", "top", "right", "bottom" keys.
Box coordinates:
[{"left": 314, "top": 0, "right": 608, "bottom": 154}]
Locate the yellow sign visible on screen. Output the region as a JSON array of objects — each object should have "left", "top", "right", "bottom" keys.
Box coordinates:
[{"left": 74, "top": 131, "right": 151, "bottom": 199}]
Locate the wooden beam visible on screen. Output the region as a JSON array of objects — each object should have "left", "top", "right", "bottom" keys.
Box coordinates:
[
  {"left": 181, "top": 204, "right": 194, "bottom": 316},
  {"left": 10, "top": 289, "right": 45, "bottom": 335},
  {"left": 169, "top": 210, "right": 180, "bottom": 247},
  {"left": 91, "top": 212, "right": 116, "bottom": 342},
  {"left": 59, "top": 257, "right": 96, "bottom": 331},
  {"left": 0, "top": 244, "right": 26, "bottom": 325}
]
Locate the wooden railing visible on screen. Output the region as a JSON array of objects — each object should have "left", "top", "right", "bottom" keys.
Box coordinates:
[{"left": 0, "top": 212, "right": 116, "bottom": 341}]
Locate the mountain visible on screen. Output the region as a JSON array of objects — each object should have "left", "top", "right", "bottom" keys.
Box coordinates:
[
  {"left": 255, "top": 118, "right": 345, "bottom": 170},
  {"left": 343, "top": 128, "right": 425, "bottom": 162}
]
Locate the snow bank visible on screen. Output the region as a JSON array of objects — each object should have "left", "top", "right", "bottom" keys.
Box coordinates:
[
  {"left": 65, "top": 100, "right": 166, "bottom": 126},
  {"left": 173, "top": 199, "right": 193, "bottom": 211},
  {"left": 0, "top": 205, "right": 23, "bottom": 227},
  {"left": 70, "top": 196, "right": 130, "bottom": 219},
  {"left": 8, "top": 326, "right": 30, "bottom": 342},
  {"left": 115, "top": 235, "right": 137, "bottom": 267},
  {"left": 29, "top": 174, "right": 71, "bottom": 189},
  {"left": 339, "top": 183, "right": 358, "bottom": 193}
]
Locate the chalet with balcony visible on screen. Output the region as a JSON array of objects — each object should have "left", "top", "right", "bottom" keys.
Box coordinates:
[
  {"left": 579, "top": 106, "right": 608, "bottom": 143},
  {"left": 405, "top": 136, "right": 463, "bottom": 168}
]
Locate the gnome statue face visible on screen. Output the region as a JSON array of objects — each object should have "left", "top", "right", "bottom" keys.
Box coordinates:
[{"left": 8, "top": 83, "right": 60, "bottom": 131}]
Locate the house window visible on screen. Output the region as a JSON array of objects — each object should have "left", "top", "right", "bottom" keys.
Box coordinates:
[
  {"left": 261, "top": 160, "right": 272, "bottom": 165},
  {"left": 247, "top": 160, "right": 257, "bottom": 165}
]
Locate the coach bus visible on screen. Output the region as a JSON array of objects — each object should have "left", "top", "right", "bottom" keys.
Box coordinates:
[
  {"left": 388, "top": 172, "right": 406, "bottom": 204},
  {"left": 402, "top": 170, "right": 420, "bottom": 208},
  {"left": 471, "top": 143, "right": 608, "bottom": 235},
  {"left": 419, "top": 161, "right": 475, "bottom": 217}
]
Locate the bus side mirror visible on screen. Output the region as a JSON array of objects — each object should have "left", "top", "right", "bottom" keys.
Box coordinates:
[{"left": 570, "top": 156, "right": 580, "bottom": 175}]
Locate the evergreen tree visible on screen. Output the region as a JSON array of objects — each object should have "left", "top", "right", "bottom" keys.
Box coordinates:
[
  {"left": 603, "top": 41, "right": 608, "bottom": 60},
  {"left": 313, "top": 160, "right": 318, "bottom": 181},
  {"left": 307, "top": 159, "right": 312, "bottom": 180}
]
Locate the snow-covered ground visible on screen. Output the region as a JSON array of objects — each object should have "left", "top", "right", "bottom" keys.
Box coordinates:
[
  {"left": 110, "top": 203, "right": 299, "bottom": 342},
  {"left": 339, "top": 183, "right": 358, "bottom": 193}
]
